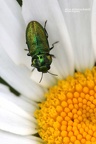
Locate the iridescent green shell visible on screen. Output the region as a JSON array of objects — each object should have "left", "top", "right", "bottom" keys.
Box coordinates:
[{"left": 26, "top": 21, "right": 49, "bottom": 56}]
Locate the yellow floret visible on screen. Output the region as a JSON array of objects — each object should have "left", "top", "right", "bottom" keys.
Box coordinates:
[
  {"left": 63, "top": 136, "right": 70, "bottom": 143},
  {"left": 35, "top": 67, "right": 96, "bottom": 144}
]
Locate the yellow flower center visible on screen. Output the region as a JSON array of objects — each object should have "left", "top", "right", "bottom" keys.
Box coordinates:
[{"left": 35, "top": 67, "right": 96, "bottom": 144}]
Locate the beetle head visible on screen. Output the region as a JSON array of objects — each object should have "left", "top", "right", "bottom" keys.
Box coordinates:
[{"left": 32, "top": 54, "right": 52, "bottom": 73}]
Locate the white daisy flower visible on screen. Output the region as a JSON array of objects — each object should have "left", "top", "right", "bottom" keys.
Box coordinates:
[{"left": 1, "top": 0, "right": 96, "bottom": 143}]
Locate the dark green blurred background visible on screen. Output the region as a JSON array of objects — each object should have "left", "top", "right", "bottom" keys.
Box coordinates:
[{"left": 17, "top": 0, "right": 22, "bottom": 6}]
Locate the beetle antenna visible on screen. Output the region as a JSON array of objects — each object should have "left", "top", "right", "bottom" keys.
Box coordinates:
[
  {"left": 48, "top": 71, "right": 58, "bottom": 76},
  {"left": 39, "top": 73, "right": 43, "bottom": 83}
]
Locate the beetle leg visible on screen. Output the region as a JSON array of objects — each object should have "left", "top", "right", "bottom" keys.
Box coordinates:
[
  {"left": 24, "top": 49, "right": 28, "bottom": 51},
  {"left": 50, "top": 54, "right": 56, "bottom": 58},
  {"left": 25, "top": 49, "right": 30, "bottom": 56},
  {"left": 27, "top": 53, "right": 31, "bottom": 56},
  {"left": 44, "top": 20, "right": 48, "bottom": 38},
  {"left": 44, "top": 20, "right": 47, "bottom": 29},
  {"left": 45, "top": 29, "right": 48, "bottom": 38},
  {"left": 31, "top": 67, "right": 35, "bottom": 72},
  {"left": 50, "top": 41, "right": 59, "bottom": 50}
]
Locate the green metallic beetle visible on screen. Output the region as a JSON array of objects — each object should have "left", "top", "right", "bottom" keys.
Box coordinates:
[{"left": 25, "top": 21, "right": 58, "bottom": 82}]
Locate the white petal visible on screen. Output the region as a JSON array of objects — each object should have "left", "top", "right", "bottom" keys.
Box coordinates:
[
  {"left": 0, "top": 84, "right": 38, "bottom": 114},
  {"left": 58, "top": 0, "right": 95, "bottom": 71},
  {"left": 22, "top": 0, "right": 75, "bottom": 79},
  {"left": 0, "top": 92, "right": 36, "bottom": 123},
  {"left": 0, "top": 47, "right": 45, "bottom": 102},
  {"left": 0, "top": 84, "right": 38, "bottom": 135},
  {"left": 0, "top": 131, "right": 43, "bottom": 144},
  {"left": 0, "top": 0, "right": 30, "bottom": 66},
  {"left": 0, "top": 108, "right": 37, "bottom": 135},
  {"left": 92, "top": 0, "right": 96, "bottom": 60}
]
